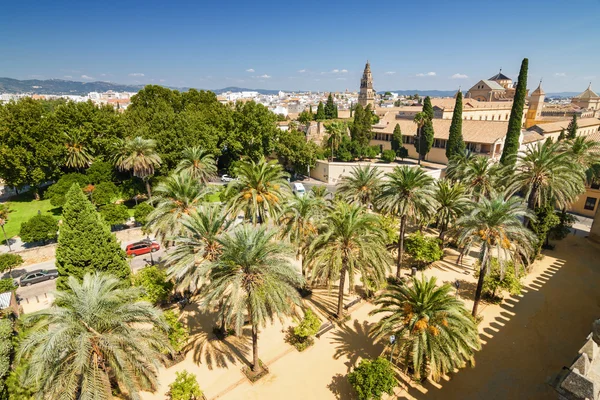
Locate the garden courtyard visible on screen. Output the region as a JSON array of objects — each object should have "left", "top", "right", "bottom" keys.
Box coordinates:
[{"left": 140, "top": 231, "right": 600, "bottom": 400}]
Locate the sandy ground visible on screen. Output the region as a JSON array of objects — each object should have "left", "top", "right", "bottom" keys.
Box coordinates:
[{"left": 141, "top": 233, "right": 600, "bottom": 400}]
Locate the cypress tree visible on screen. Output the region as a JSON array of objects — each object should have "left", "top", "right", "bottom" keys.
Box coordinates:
[
  {"left": 56, "top": 184, "right": 130, "bottom": 291},
  {"left": 500, "top": 58, "right": 528, "bottom": 166},
  {"left": 558, "top": 128, "right": 566, "bottom": 141},
  {"left": 446, "top": 90, "right": 466, "bottom": 159},
  {"left": 417, "top": 121, "right": 434, "bottom": 161},
  {"left": 325, "top": 93, "right": 336, "bottom": 119},
  {"left": 315, "top": 101, "right": 326, "bottom": 120},
  {"left": 423, "top": 96, "right": 434, "bottom": 120},
  {"left": 567, "top": 114, "right": 578, "bottom": 139},
  {"left": 391, "top": 123, "right": 403, "bottom": 152}
]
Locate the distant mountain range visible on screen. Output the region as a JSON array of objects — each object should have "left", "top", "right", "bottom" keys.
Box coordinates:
[{"left": 0, "top": 77, "right": 582, "bottom": 98}]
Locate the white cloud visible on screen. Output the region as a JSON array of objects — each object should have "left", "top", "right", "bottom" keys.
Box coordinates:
[
  {"left": 416, "top": 72, "right": 436, "bottom": 77},
  {"left": 384, "top": 71, "right": 396, "bottom": 75},
  {"left": 159, "top": 79, "right": 165, "bottom": 82},
  {"left": 332, "top": 69, "right": 340, "bottom": 73},
  {"left": 246, "top": 68, "right": 255, "bottom": 72},
  {"left": 298, "top": 69, "right": 306, "bottom": 73},
  {"left": 128, "top": 73, "right": 145, "bottom": 77},
  {"left": 64, "top": 75, "right": 72, "bottom": 79},
  {"left": 81, "top": 75, "right": 94, "bottom": 80},
  {"left": 340, "top": 69, "right": 348, "bottom": 73},
  {"left": 258, "top": 74, "right": 271, "bottom": 79},
  {"left": 451, "top": 73, "right": 468, "bottom": 79},
  {"left": 554, "top": 72, "right": 566, "bottom": 77}
]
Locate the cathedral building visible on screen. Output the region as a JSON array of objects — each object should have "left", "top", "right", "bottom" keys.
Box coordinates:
[
  {"left": 358, "top": 61, "right": 375, "bottom": 108},
  {"left": 466, "top": 70, "right": 520, "bottom": 101}
]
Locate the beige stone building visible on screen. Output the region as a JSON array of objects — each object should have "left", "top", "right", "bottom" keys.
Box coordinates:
[
  {"left": 571, "top": 84, "right": 600, "bottom": 111},
  {"left": 466, "top": 70, "right": 518, "bottom": 101}
]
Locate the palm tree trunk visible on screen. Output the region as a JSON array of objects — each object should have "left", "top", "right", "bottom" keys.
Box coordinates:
[
  {"left": 145, "top": 179, "right": 152, "bottom": 201},
  {"left": 524, "top": 184, "right": 539, "bottom": 227},
  {"left": 251, "top": 322, "right": 260, "bottom": 372},
  {"left": 396, "top": 215, "right": 407, "bottom": 279},
  {"left": 1, "top": 225, "right": 11, "bottom": 252},
  {"left": 337, "top": 264, "right": 347, "bottom": 318},
  {"left": 417, "top": 126, "right": 422, "bottom": 166},
  {"left": 472, "top": 246, "right": 489, "bottom": 316}
]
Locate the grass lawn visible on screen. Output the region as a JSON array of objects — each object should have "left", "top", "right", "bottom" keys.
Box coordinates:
[{"left": 1, "top": 192, "right": 61, "bottom": 244}]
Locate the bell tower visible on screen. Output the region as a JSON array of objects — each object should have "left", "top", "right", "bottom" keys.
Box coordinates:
[
  {"left": 526, "top": 80, "right": 545, "bottom": 128},
  {"left": 358, "top": 61, "right": 375, "bottom": 108}
]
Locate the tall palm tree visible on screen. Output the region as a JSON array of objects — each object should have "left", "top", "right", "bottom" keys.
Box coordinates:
[
  {"left": 225, "top": 156, "right": 290, "bottom": 224},
  {"left": 0, "top": 204, "right": 11, "bottom": 251},
  {"left": 325, "top": 121, "right": 346, "bottom": 161},
  {"left": 146, "top": 171, "right": 208, "bottom": 242},
  {"left": 445, "top": 150, "right": 474, "bottom": 182},
  {"left": 19, "top": 273, "right": 171, "bottom": 399},
  {"left": 307, "top": 202, "right": 392, "bottom": 318},
  {"left": 507, "top": 141, "right": 584, "bottom": 224},
  {"left": 164, "top": 204, "right": 231, "bottom": 292},
  {"left": 64, "top": 131, "right": 94, "bottom": 170},
  {"left": 456, "top": 195, "right": 536, "bottom": 316},
  {"left": 175, "top": 146, "right": 218, "bottom": 184},
  {"left": 462, "top": 156, "right": 501, "bottom": 201},
  {"left": 114, "top": 136, "right": 162, "bottom": 200},
  {"left": 413, "top": 112, "right": 429, "bottom": 165},
  {"left": 279, "top": 194, "right": 325, "bottom": 277},
  {"left": 563, "top": 136, "right": 600, "bottom": 170},
  {"left": 433, "top": 179, "right": 470, "bottom": 245},
  {"left": 337, "top": 164, "right": 382, "bottom": 208},
  {"left": 377, "top": 166, "right": 435, "bottom": 278},
  {"left": 203, "top": 225, "right": 303, "bottom": 372},
  {"left": 370, "top": 276, "right": 481, "bottom": 382}
]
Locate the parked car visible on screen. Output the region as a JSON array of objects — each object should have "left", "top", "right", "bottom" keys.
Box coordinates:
[
  {"left": 221, "top": 174, "right": 234, "bottom": 182},
  {"left": 126, "top": 240, "right": 160, "bottom": 256},
  {"left": 19, "top": 269, "right": 58, "bottom": 287},
  {"left": 292, "top": 182, "right": 306, "bottom": 197}
]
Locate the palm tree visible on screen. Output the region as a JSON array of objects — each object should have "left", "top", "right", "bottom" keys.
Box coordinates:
[
  {"left": 175, "top": 146, "right": 218, "bottom": 184},
  {"left": 462, "top": 156, "right": 501, "bottom": 201},
  {"left": 456, "top": 195, "right": 536, "bottom": 316},
  {"left": 64, "top": 131, "right": 94, "bottom": 170},
  {"left": 310, "top": 185, "right": 329, "bottom": 200},
  {"left": 507, "top": 141, "right": 584, "bottom": 224},
  {"left": 0, "top": 204, "right": 11, "bottom": 251},
  {"left": 337, "top": 165, "right": 382, "bottom": 208},
  {"left": 279, "top": 194, "right": 325, "bottom": 277},
  {"left": 19, "top": 273, "right": 171, "bottom": 399},
  {"left": 433, "top": 179, "right": 470, "bottom": 245},
  {"left": 225, "top": 156, "right": 290, "bottom": 224},
  {"left": 563, "top": 136, "right": 600, "bottom": 169},
  {"left": 377, "top": 166, "right": 435, "bottom": 278},
  {"left": 164, "top": 204, "right": 231, "bottom": 292},
  {"left": 203, "top": 225, "right": 303, "bottom": 372},
  {"left": 325, "top": 121, "right": 346, "bottom": 161},
  {"left": 114, "top": 136, "right": 162, "bottom": 200},
  {"left": 146, "top": 171, "right": 208, "bottom": 242},
  {"left": 413, "top": 112, "right": 429, "bottom": 165},
  {"left": 307, "top": 202, "right": 392, "bottom": 318},
  {"left": 445, "top": 150, "right": 474, "bottom": 182},
  {"left": 370, "top": 276, "right": 481, "bottom": 382}
]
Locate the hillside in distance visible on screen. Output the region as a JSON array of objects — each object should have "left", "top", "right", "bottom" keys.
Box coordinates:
[{"left": 0, "top": 78, "right": 145, "bottom": 95}]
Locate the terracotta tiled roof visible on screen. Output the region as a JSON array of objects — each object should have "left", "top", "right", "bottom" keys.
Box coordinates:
[
  {"left": 522, "top": 130, "right": 545, "bottom": 144},
  {"left": 573, "top": 84, "right": 599, "bottom": 100},
  {"left": 529, "top": 118, "right": 600, "bottom": 134},
  {"left": 489, "top": 72, "right": 512, "bottom": 81}
]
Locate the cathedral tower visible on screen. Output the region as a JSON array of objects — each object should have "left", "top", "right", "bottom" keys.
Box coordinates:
[
  {"left": 525, "top": 80, "right": 545, "bottom": 128},
  {"left": 358, "top": 61, "right": 375, "bottom": 108}
]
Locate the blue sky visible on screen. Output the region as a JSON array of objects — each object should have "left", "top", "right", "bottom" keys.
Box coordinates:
[{"left": 1, "top": 0, "right": 598, "bottom": 93}]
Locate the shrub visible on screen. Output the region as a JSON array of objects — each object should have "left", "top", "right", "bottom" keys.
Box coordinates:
[
  {"left": 285, "top": 309, "right": 320, "bottom": 351},
  {"left": 381, "top": 150, "right": 396, "bottom": 163},
  {"left": 164, "top": 310, "right": 189, "bottom": 353},
  {"left": 0, "top": 279, "right": 16, "bottom": 293},
  {"left": 134, "top": 202, "right": 154, "bottom": 226},
  {"left": 0, "top": 253, "right": 23, "bottom": 277},
  {"left": 91, "top": 181, "right": 119, "bottom": 205},
  {"left": 86, "top": 160, "right": 115, "bottom": 184},
  {"left": 0, "top": 319, "right": 13, "bottom": 394},
  {"left": 474, "top": 258, "right": 523, "bottom": 301},
  {"left": 168, "top": 370, "right": 203, "bottom": 400},
  {"left": 405, "top": 232, "right": 443, "bottom": 269},
  {"left": 396, "top": 147, "right": 409, "bottom": 160},
  {"left": 99, "top": 204, "right": 130, "bottom": 228},
  {"left": 132, "top": 265, "right": 174, "bottom": 305},
  {"left": 19, "top": 215, "right": 58, "bottom": 244},
  {"left": 347, "top": 357, "right": 396, "bottom": 400},
  {"left": 44, "top": 173, "right": 88, "bottom": 207}
]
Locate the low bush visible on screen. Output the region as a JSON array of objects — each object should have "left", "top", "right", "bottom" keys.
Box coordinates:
[
  {"left": 133, "top": 202, "right": 154, "bottom": 226},
  {"left": 163, "top": 310, "right": 189, "bottom": 353},
  {"left": 99, "top": 204, "right": 130, "bottom": 228},
  {"left": 44, "top": 173, "right": 88, "bottom": 207},
  {"left": 381, "top": 149, "right": 396, "bottom": 163},
  {"left": 91, "top": 182, "right": 119, "bottom": 206},
  {"left": 285, "top": 308, "right": 320, "bottom": 351},
  {"left": 132, "top": 265, "right": 174, "bottom": 305},
  {"left": 19, "top": 215, "right": 58, "bottom": 244},
  {"left": 405, "top": 232, "right": 443, "bottom": 269},
  {"left": 347, "top": 357, "right": 396, "bottom": 400},
  {"left": 168, "top": 370, "right": 203, "bottom": 400}
]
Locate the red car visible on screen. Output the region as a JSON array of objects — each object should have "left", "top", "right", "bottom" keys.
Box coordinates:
[{"left": 126, "top": 240, "right": 160, "bottom": 256}]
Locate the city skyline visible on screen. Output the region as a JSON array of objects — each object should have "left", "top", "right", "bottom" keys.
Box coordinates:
[{"left": 1, "top": 0, "right": 599, "bottom": 93}]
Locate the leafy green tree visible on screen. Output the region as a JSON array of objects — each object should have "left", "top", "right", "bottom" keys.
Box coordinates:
[
  {"left": 113, "top": 136, "right": 162, "bottom": 200},
  {"left": 347, "top": 357, "right": 397, "bottom": 400},
  {"left": 381, "top": 149, "right": 396, "bottom": 163},
  {"left": 337, "top": 165, "right": 382, "bottom": 208},
  {"left": 0, "top": 253, "right": 23, "bottom": 278},
  {"left": 99, "top": 203, "right": 130, "bottom": 229},
  {"left": 63, "top": 131, "right": 93, "bottom": 170},
  {"left": 446, "top": 91, "right": 466, "bottom": 159},
  {"left": 529, "top": 204, "right": 561, "bottom": 255},
  {"left": 134, "top": 202, "right": 154, "bottom": 226},
  {"left": 19, "top": 215, "right": 57, "bottom": 244},
  {"left": 225, "top": 157, "right": 290, "bottom": 225},
  {"left": 397, "top": 147, "right": 408, "bottom": 161},
  {"left": 298, "top": 110, "right": 313, "bottom": 125},
  {"left": 44, "top": 172, "right": 88, "bottom": 207},
  {"left": 377, "top": 166, "right": 435, "bottom": 278},
  {"left": 391, "top": 124, "right": 403, "bottom": 153},
  {"left": 567, "top": 114, "right": 578, "bottom": 139},
  {"left": 19, "top": 273, "right": 171, "bottom": 398},
  {"left": 500, "top": 58, "right": 528, "bottom": 165},
  {"left": 474, "top": 258, "right": 523, "bottom": 300},
  {"left": 0, "top": 278, "right": 16, "bottom": 293},
  {"left": 55, "top": 185, "right": 130, "bottom": 290},
  {"left": 85, "top": 160, "right": 115, "bottom": 184},
  {"left": 175, "top": 146, "right": 217, "bottom": 184},
  {"left": 163, "top": 310, "right": 189, "bottom": 353},
  {"left": 275, "top": 128, "right": 319, "bottom": 174},
  {"left": 132, "top": 265, "right": 174, "bottom": 305},
  {"left": 203, "top": 225, "right": 303, "bottom": 372},
  {"left": 433, "top": 179, "right": 470, "bottom": 244},
  {"left": 456, "top": 195, "right": 536, "bottom": 316},
  {"left": 315, "top": 101, "right": 326, "bottom": 120},
  {"left": 307, "top": 202, "right": 392, "bottom": 317},
  {"left": 405, "top": 232, "right": 443, "bottom": 268},
  {"left": 350, "top": 104, "right": 374, "bottom": 148},
  {"left": 370, "top": 276, "right": 481, "bottom": 381},
  {"left": 549, "top": 210, "right": 576, "bottom": 241},
  {"left": 90, "top": 181, "right": 119, "bottom": 205},
  {"left": 168, "top": 370, "right": 203, "bottom": 400}
]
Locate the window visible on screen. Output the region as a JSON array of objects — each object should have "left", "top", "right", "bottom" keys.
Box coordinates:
[{"left": 584, "top": 197, "right": 597, "bottom": 211}]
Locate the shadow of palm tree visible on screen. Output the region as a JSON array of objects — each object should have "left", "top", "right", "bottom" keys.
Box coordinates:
[
  {"left": 327, "top": 373, "right": 355, "bottom": 400},
  {"left": 329, "top": 319, "right": 384, "bottom": 370}
]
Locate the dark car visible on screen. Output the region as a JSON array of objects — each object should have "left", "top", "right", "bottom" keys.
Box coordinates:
[
  {"left": 19, "top": 269, "right": 58, "bottom": 287},
  {"left": 126, "top": 240, "right": 160, "bottom": 256}
]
